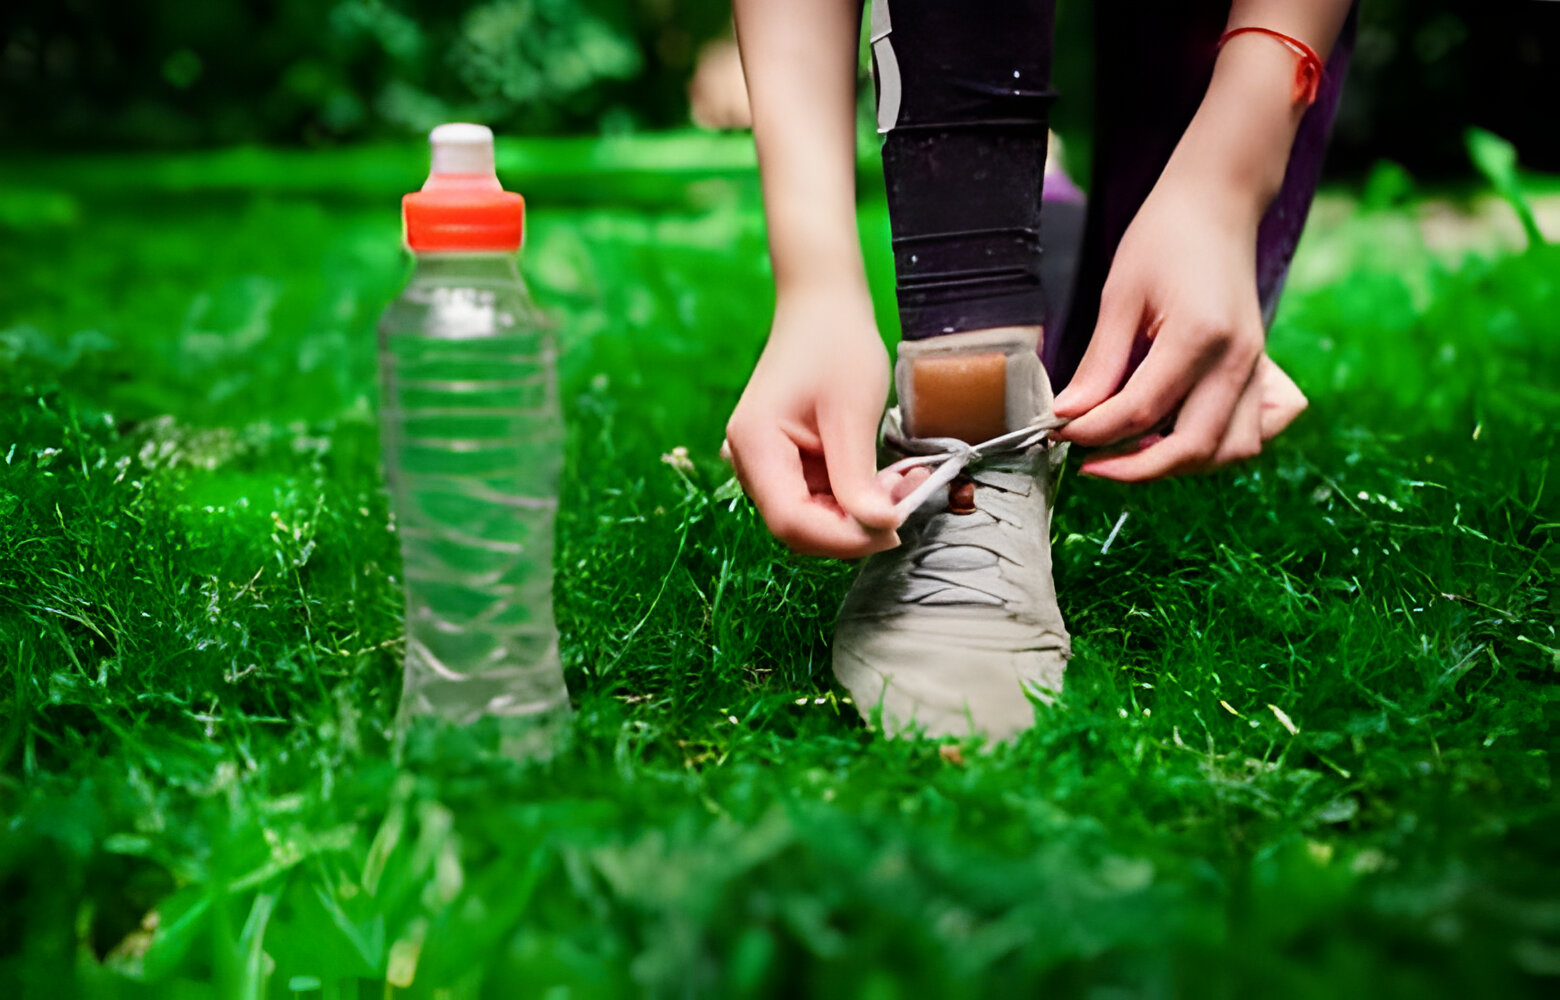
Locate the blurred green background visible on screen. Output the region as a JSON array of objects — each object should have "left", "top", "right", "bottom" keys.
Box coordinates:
[{"left": 6, "top": 0, "right": 1560, "bottom": 172}]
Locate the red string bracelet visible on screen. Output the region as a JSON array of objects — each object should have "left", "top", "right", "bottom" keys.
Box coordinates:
[{"left": 1218, "top": 26, "right": 1323, "bottom": 107}]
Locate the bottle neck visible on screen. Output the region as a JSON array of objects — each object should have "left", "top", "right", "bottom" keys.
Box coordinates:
[{"left": 408, "top": 252, "right": 522, "bottom": 285}]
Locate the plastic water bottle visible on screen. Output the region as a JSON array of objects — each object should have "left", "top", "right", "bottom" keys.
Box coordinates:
[{"left": 378, "top": 123, "right": 569, "bottom": 757}]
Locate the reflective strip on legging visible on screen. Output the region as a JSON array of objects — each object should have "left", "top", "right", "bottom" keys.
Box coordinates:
[{"left": 869, "top": 0, "right": 901, "bottom": 134}]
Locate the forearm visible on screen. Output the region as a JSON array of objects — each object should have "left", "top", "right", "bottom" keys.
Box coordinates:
[
  {"left": 733, "top": 0, "right": 867, "bottom": 301},
  {"left": 1165, "top": 0, "right": 1353, "bottom": 218}
]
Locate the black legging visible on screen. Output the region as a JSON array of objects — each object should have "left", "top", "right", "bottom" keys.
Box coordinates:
[{"left": 870, "top": 0, "right": 1357, "bottom": 388}]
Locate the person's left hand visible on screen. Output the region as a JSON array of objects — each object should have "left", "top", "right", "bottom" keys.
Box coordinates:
[{"left": 1050, "top": 168, "right": 1306, "bottom": 480}]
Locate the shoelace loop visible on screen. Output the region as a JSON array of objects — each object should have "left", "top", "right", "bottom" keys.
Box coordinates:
[{"left": 885, "top": 415, "right": 1068, "bottom": 522}]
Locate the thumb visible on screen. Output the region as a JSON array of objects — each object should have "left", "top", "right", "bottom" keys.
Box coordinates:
[
  {"left": 1256, "top": 354, "right": 1309, "bottom": 441},
  {"left": 818, "top": 395, "right": 898, "bottom": 531}
]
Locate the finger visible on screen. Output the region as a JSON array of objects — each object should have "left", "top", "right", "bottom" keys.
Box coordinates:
[
  {"left": 1052, "top": 288, "right": 1146, "bottom": 417},
  {"left": 1054, "top": 320, "right": 1222, "bottom": 447},
  {"left": 719, "top": 437, "right": 733, "bottom": 465},
  {"left": 784, "top": 511, "right": 899, "bottom": 559},
  {"left": 726, "top": 420, "right": 810, "bottom": 516},
  {"left": 818, "top": 396, "right": 898, "bottom": 531},
  {"left": 1207, "top": 367, "right": 1264, "bottom": 469},
  {"left": 1077, "top": 359, "right": 1247, "bottom": 482},
  {"left": 878, "top": 465, "right": 931, "bottom": 508},
  {"left": 1256, "top": 355, "right": 1308, "bottom": 441},
  {"left": 729, "top": 423, "right": 899, "bottom": 557}
]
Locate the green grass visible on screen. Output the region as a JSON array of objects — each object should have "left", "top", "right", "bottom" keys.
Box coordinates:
[{"left": 1, "top": 136, "right": 1557, "bottom": 998}]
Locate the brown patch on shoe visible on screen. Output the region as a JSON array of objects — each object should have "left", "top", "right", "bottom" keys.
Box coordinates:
[
  {"left": 909, "top": 351, "right": 1008, "bottom": 442},
  {"left": 948, "top": 474, "right": 977, "bottom": 514}
]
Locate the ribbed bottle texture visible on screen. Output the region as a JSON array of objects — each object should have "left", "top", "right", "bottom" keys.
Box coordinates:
[{"left": 378, "top": 254, "right": 569, "bottom": 757}]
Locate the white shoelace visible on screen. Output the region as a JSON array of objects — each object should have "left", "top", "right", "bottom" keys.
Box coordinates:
[{"left": 885, "top": 414, "right": 1068, "bottom": 522}]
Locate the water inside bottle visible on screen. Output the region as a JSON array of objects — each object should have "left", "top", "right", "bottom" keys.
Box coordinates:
[{"left": 379, "top": 273, "right": 568, "bottom": 757}]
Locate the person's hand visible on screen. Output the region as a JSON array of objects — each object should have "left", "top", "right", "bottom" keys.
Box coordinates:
[
  {"left": 1051, "top": 168, "right": 1306, "bottom": 480},
  {"left": 724, "top": 288, "right": 926, "bottom": 558}
]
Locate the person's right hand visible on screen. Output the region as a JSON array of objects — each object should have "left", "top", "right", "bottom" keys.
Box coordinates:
[{"left": 724, "top": 288, "right": 918, "bottom": 558}]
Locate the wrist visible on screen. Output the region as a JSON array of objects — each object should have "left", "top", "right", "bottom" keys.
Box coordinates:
[
  {"left": 1168, "top": 34, "right": 1310, "bottom": 217},
  {"left": 771, "top": 272, "right": 877, "bottom": 339},
  {"left": 773, "top": 252, "right": 871, "bottom": 310}
]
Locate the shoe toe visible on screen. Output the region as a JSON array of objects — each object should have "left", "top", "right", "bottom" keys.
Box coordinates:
[{"left": 833, "top": 610, "right": 1067, "bottom": 742}]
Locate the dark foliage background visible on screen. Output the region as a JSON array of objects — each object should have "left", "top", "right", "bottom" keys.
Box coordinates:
[
  {"left": 2, "top": 0, "right": 732, "bottom": 148},
  {"left": 1333, "top": 0, "right": 1560, "bottom": 173},
  {"left": 3, "top": 1, "right": 1560, "bottom": 166}
]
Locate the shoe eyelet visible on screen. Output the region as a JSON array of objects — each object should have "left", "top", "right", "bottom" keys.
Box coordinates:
[{"left": 948, "top": 474, "right": 977, "bottom": 514}]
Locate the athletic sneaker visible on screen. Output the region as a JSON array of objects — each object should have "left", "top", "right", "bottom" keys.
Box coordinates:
[{"left": 833, "top": 331, "right": 1070, "bottom": 742}]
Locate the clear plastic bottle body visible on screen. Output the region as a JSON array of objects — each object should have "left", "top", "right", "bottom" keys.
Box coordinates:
[{"left": 377, "top": 253, "right": 569, "bottom": 756}]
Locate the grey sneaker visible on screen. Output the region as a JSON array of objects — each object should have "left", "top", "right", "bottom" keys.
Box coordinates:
[{"left": 833, "top": 333, "right": 1070, "bottom": 742}]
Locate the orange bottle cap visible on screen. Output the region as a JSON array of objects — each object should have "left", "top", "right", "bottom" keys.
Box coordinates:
[{"left": 402, "top": 124, "right": 525, "bottom": 253}]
